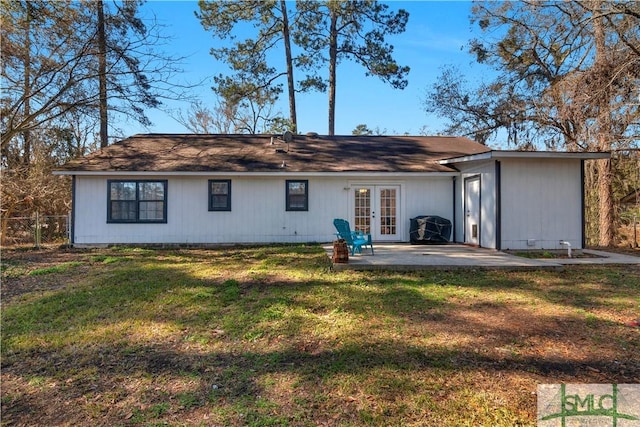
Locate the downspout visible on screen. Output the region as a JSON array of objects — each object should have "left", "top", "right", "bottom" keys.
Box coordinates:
[{"left": 495, "top": 160, "right": 502, "bottom": 250}]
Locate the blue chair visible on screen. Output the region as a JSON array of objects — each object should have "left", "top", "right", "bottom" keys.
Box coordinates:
[{"left": 333, "top": 218, "right": 374, "bottom": 256}]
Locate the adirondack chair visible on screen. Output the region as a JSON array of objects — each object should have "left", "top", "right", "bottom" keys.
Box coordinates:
[{"left": 333, "top": 218, "right": 374, "bottom": 256}]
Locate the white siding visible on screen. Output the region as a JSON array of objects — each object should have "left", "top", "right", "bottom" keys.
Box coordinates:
[
  {"left": 452, "top": 158, "right": 584, "bottom": 250},
  {"left": 404, "top": 177, "right": 455, "bottom": 241},
  {"left": 455, "top": 161, "right": 498, "bottom": 248},
  {"left": 73, "top": 175, "right": 454, "bottom": 245},
  {"left": 500, "top": 159, "right": 583, "bottom": 250},
  {"left": 403, "top": 177, "right": 454, "bottom": 224}
]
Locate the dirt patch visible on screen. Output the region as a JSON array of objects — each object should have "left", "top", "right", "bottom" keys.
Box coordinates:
[
  {"left": 1, "top": 245, "right": 87, "bottom": 265},
  {"left": 505, "top": 250, "right": 601, "bottom": 259},
  {"left": 1, "top": 247, "right": 94, "bottom": 302},
  {"left": 2, "top": 247, "right": 639, "bottom": 426}
]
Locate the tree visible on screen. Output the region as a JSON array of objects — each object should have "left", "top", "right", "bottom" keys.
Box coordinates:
[
  {"left": 351, "top": 123, "right": 389, "bottom": 135},
  {"left": 174, "top": 100, "right": 234, "bottom": 134},
  {"left": 352, "top": 124, "right": 373, "bottom": 135},
  {"left": 0, "top": 126, "right": 79, "bottom": 246},
  {"left": 424, "top": 65, "right": 529, "bottom": 146},
  {"left": 96, "top": 0, "right": 108, "bottom": 148},
  {"left": 174, "top": 93, "right": 293, "bottom": 135},
  {"left": 93, "top": 0, "right": 187, "bottom": 147},
  {"left": 197, "top": 0, "right": 300, "bottom": 132},
  {"left": 198, "top": 1, "right": 409, "bottom": 136},
  {"left": 424, "top": 0, "right": 639, "bottom": 245},
  {"left": 1, "top": 1, "right": 95, "bottom": 163},
  {"left": 295, "top": 0, "right": 410, "bottom": 135},
  {"left": 228, "top": 87, "right": 281, "bottom": 134},
  {"left": 1, "top": 0, "right": 185, "bottom": 155}
]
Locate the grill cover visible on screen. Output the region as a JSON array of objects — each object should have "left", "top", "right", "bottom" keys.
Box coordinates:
[{"left": 410, "top": 216, "right": 452, "bottom": 244}]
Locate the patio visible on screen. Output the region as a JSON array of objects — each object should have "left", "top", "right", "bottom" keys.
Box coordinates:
[{"left": 323, "top": 243, "right": 640, "bottom": 271}]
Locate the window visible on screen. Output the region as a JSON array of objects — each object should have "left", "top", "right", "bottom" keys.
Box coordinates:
[
  {"left": 286, "top": 180, "right": 308, "bottom": 211},
  {"left": 209, "top": 179, "right": 231, "bottom": 211},
  {"left": 108, "top": 180, "right": 167, "bottom": 223}
]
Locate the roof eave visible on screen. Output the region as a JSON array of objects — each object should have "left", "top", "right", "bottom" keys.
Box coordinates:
[
  {"left": 439, "top": 150, "right": 611, "bottom": 165},
  {"left": 53, "top": 170, "right": 461, "bottom": 177}
]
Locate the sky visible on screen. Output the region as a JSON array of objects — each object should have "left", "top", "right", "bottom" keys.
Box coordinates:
[{"left": 130, "top": 1, "right": 491, "bottom": 137}]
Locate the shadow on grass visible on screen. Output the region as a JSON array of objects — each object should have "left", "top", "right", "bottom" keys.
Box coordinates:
[
  {"left": 2, "top": 245, "right": 639, "bottom": 426},
  {"left": 4, "top": 248, "right": 638, "bottom": 361},
  {"left": 3, "top": 330, "right": 638, "bottom": 426}
]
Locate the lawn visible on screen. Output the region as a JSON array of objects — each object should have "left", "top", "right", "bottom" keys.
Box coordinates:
[{"left": 1, "top": 245, "right": 639, "bottom": 426}]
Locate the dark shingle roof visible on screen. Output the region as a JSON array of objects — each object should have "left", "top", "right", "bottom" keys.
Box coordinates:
[{"left": 56, "top": 134, "right": 491, "bottom": 173}]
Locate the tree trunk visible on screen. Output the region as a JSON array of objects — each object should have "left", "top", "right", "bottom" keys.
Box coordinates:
[
  {"left": 592, "top": 2, "right": 615, "bottom": 246},
  {"left": 327, "top": 10, "right": 338, "bottom": 136},
  {"left": 22, "top": 1, "right": 32, "bottom": 167},
  {"left": 583, "top": 161, "right": 597, "bottom": 245},
  {"left": 280, "top": 0, "right": 297, "bottom": 133},
  {"left": 596, "top": 157, "right": 614, "bottom": 246},
  {"left": 97, "top": 0, "right": 108, "bottom": 148}
]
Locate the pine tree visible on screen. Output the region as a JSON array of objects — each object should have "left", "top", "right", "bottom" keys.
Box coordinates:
[
  {"left": 197, "top": 0, "right": 299, "bottom": 132},
  {"left": 295, "top": 0, "right": 409, "bottom": 135}
]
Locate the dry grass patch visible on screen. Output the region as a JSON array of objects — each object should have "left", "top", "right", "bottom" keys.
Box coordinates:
[{"left": 1, "top": 246, "right": 638, "bottom": 426}]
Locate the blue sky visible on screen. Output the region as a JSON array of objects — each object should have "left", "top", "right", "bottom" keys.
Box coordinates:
[{"left": 133, "top": 1, "right": 490, "bottom": 136}]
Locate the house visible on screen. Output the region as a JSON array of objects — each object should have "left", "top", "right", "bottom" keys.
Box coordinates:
[{"left": 54, "top": 133, "right": 609, "bottom": 249}]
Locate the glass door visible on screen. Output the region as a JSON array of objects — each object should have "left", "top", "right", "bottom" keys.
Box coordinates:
[
  {"left": 352, "top": 185, "right": 400, "bottom": 241},
  {"left": 353, "top": 187, "right": 372, "bottom": 235},
  {"left": 377, "top": 187, "right": 398, "bottom": 240}
]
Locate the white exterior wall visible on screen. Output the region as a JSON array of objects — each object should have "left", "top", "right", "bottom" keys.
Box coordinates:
[
  {"left": 500, "top": 158, "right": 583, "bottom": 250},
  {"left": 403, "top": 177, "right": 454, "bottom": 224},
  {"left": 454, "top": 161, "right": 498, "bottom": 249},
  {"left": 452, "top": 158, "right": 584, "bottom": 250},
  {"left": 72, "top": 174, "right": 454, "bottom": 245},
  {"left": 404, "top": 177, "right": 455, "bottom": 241}
]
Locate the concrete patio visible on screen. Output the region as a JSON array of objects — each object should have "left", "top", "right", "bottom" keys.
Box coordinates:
[{"left": 324, "top": 243, "right": 640, "bottom": 271}]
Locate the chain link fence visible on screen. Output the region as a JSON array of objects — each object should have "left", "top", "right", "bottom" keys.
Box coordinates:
[
  {"left": 620, "top": 212, "right": 640, "bottom": 248},
  {"left": 1, "top": 214, "right": 71, "bottom": 247}
]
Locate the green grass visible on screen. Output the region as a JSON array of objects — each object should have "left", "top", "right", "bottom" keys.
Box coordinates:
[
  {"left": 1, "top": 245, "right": 639, "bottom": 426},
  {"left": 28, "top": 261, "right": 84, "bottom": 276}
]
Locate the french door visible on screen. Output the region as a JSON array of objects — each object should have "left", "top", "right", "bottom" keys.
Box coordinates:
[{"left": 352, "top": 185, "right": 401, "bottom": 241}]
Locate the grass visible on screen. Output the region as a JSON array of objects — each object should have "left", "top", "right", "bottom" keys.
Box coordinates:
[
  {"left": 1, "top": 245, "right": 639, "bottom": 426},
  {"left": 28, "top": 261, "right": 84, "bottom": 276}
]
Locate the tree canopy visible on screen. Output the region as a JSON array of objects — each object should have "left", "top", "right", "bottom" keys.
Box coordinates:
[
  {"left": 197, "top": 0, "right": 410, "bottom": 135},
  {"left": 1, "top": 0, "right": 184, "bottom": 158},
  {"left": 197, "top": 0, "right": 298, "bottom": 131},
  {"left": 425, "top": 1, "right": 639, "bottom": 150},
  {"left": 424, "top": 0, "right": 640, "bottom": 245}
]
